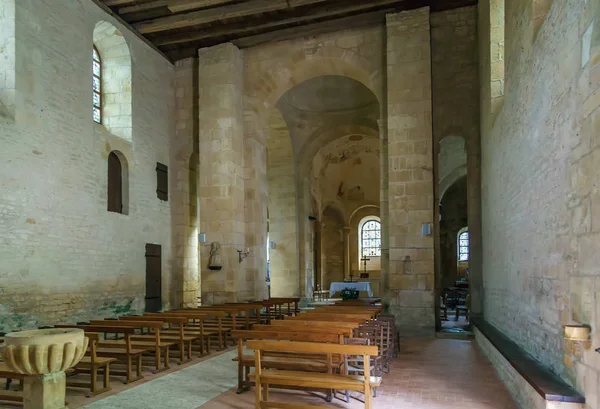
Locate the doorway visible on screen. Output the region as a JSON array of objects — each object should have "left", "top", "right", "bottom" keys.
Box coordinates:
[{"left": 145, "top": 243, "right": 162, "bottom": 312}]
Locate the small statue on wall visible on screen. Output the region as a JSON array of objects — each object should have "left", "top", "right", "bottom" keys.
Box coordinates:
[{"left": 208, "top": 242, "right": 222, "bottom": 270}]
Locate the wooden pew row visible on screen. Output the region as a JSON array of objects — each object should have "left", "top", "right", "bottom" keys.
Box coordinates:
[
  {"left": 118, "top": 316, "right": 196, "bottom": 364},
  {"left": 55, "top": 325, "right": 145, "bottom": 384},
  {"left": 67, "top": 333, "right": 117, "bottom": 397},
  {"left": 145, "top": 311, "right": 223, "bottom": 351},
  {"left": 88, "top": 320, "right": 173, "bottom": 373},
  {"left": 249, "top": 340, "right": 382, "bottom": 409},
  {"left": 231, "top": 329, "right": 344, "bottom": 394}
]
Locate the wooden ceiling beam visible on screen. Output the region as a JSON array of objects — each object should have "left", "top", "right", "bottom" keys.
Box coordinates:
[
  {"left": 166, "top": 0, "right": 240, "bottom": 13},
  {"left": 233, "top": 10, "right": 389, "bottom": 48},
  {"left": 120, "top": 0, "right": 168, "bottom": 14},
  {"left": 104, "top": 0, "right": 139, "bottom": 6},
  {"left": 136, "top": 0, "right": 330, "bottom": 33},
  {"left": 155, "top": 0, "right": 421, "bottom": 46}
]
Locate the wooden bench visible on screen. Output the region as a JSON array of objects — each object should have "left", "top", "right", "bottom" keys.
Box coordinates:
[
  {"left": 167, "top": 309, "right": 231, "bottom": 350},
  {"left": 248, "top": 340, "right": 381, "bottom": 409},
  {"left": 55, "top": 325, "right": 146, "bottom": 384},
  {"left": 0, "top": 362, "right": 23, "bottom": 404},
  {"left": 231, "top": 330, "right": 343, "bottom": 394},
  {"left": 68, "top": 332, "right": 117, "bottom": 397},
  {"left": 149, "top": 311, "right": 221, "bottom": 352},
  {"left": 473, "top": 319, "right": 585, "bottom": 405},
  {"left": 90, "top": 320, "right": 174, "bottom": 373},
  {"left": 269, "top": 320, "right": 359, "bottom": 330},
  {"left": 119, "top": 316, "right": 195, "bottom": 364}
]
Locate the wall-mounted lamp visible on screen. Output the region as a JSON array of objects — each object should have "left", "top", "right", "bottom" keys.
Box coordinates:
[
  {"left": 269, "top": 241, "right": 276, "bottom": 250},
  {"left": 238, "top": 248, "right": 250, "bottom": 263},
  {"left": 421, "top": 223, "right": 433, "bottom": 236},
  {"left": 563, "top": 325, "right": 591, "bottom": 342},
  {"left": 198, "top": 233, "right": 207, "bottom": 243}
]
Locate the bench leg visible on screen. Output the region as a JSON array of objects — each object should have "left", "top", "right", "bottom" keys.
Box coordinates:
[
  {"left": 91, "top": 365, "right": 98, "bottom": 396},
  {"left": 236, "top": 362, "right": 244, "bottom": 394},
  {"left": 104, "top": 364, "right": 110, "bottom": 391},
  {"left": 126, "top": 355, "right": 132, "bottom": 384},
  {"left": 263, "top": 383, "right": 269, "bottom": 401}
]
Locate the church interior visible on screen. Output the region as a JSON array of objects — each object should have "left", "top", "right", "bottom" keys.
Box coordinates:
[{"left": 0, "top": 0, "right": 599, "bottom": 408}]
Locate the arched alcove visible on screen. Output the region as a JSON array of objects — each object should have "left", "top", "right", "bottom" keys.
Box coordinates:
[
  {"left": 93, "top": 21, "right": 132, "bottom": 140},
  {"left": 107, "top": 150, "right": 129, "bottom": 215}
]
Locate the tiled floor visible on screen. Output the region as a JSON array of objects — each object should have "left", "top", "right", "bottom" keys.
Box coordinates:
[
  {"left": 0, "top": 339, "right": 517, "bottom": 409},
  {"left": 198, "top": 339, "right": 518, "bottom": 409}
]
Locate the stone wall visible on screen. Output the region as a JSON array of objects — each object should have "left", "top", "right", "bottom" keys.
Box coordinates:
[
  {"left": 0, "top": 0, "right": 175, "bottom": 331},
  {"left": 386, "top": 7, "right": 435, "bottom": 336},
  {"left": 479, "top": 0, "right": 600, "bottom": 405}
]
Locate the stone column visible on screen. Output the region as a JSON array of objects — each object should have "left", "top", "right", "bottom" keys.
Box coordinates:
[
  {"left": 198, "top": 43, "right": 245, "bottom": 304},
  {"left": 343, "top": 226, "right": 351, "bottom": 279},
  {"left": 172, "top": 58, "right": 199, "bottom": 308},
  {"left": 386, "top": 7, "right": 435, "bottom": 336}
]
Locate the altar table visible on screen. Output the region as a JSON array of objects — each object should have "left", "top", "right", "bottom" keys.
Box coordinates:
[{"left": 329, "top": 282, "right": 373, "bottom": 298}]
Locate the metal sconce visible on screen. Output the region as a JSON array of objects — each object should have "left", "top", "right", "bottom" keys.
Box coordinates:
[
  {"left": 563, "top": 325, "right": 591, "bottom": 342},
  {"left": 198, "top": 233, "right": 207, "bottom": 243},
  {"left": 238, "top": 248, "right": 250, "bottom": 263},
  {"left": 269, "top": 241, "right": 276, "bottom": 250}
]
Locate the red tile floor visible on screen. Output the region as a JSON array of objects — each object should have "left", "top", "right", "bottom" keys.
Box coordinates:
[{"left": 198, "top": 338, "right": 518, "bottom": 409}]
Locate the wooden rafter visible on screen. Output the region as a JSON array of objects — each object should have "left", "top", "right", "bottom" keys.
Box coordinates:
[
  {"left": 135, "top": 0, "right": 330, "bottom": 34},
  {"left": 99, "top": 0, "right": 478, "bottom": 61}
]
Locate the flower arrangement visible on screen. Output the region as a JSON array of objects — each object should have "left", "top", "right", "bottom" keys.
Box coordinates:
[{"left": 340, "top": 287, "right": 359, "bottom": 300}]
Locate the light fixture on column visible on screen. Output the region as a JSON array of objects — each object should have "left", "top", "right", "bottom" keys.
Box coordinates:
[
  {"left": 269, "top": 241, "right": 276, "bottom": 249},
  {"left": 238, "top": 248, "right": 250, "bottom": 263},
  {"left": 198, "top": 233, "right": 207, "bottom": 243},
  {"left": 563, "top": 324, "right": 591, "bottom": 342},
  {"left": 421, "top": 223, "right": 432, "bottom": 236}
]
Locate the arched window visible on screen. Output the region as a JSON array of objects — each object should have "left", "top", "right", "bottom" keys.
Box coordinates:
[
  {"left": 361, "top": 220, "right": 381, "bottom": 257},
  {"left": 458, "top": 228, "right": 469, "bottom": 261},
  {"left": 92, "top": 46, "right": 102, "bottom": 124}
]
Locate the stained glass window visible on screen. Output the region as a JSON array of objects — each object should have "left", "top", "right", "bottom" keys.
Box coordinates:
[
  {"left": 361, "top": 220, "right": 381, "bottom": 257},
  {"left": 93, "top": 46, "right": 102, "bottom": 124},
  {"left": 458, "top": 231, "right": 469, "bottom": 261}
]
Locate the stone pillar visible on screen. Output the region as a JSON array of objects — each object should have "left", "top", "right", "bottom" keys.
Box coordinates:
[
  {"left": 379, "top": 118, "right": 391, "bottom": 306},
  {"left": 386, "top": 7, "right": 435, "bottom": 336},
  {"left": 343, "top": 226, "right": 351, "bottom": 279},
  {"left": 172, "top": 58, "right": 199, "bottom": 308},
  {"left": 198, "top": 43, "right": 245, "bottom": 304}
]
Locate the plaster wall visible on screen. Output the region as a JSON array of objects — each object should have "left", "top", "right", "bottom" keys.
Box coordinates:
[
  {"left": 0, "top": 0, "right": 175, "bottom": 331},
  {"left": 479, "top": 0, "right": 600, "bottom": 405}
]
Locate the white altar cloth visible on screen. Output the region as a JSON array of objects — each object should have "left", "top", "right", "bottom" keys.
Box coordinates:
[{"left": 329, "top": 282, "right": 373, "bottom": 298}]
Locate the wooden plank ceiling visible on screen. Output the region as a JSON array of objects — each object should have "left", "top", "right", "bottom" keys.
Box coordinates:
[{"left": 100, "top": 0, "right": 478, "bottom": 61}]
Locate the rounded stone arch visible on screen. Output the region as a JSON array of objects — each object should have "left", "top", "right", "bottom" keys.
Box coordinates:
[
  {"left": 93, "top": 21, "right": 132, "bottom": 140},
  {"left": 247, "top": 47, "right": 382, "bottom": 127}
]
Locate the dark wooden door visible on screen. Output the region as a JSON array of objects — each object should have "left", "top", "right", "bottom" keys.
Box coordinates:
[{"left": 145, "top": 244, "right": 162, "bottom": 312}]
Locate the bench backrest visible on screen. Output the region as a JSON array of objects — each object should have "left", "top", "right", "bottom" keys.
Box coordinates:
[
  {"left": 246, "top": 340, "right": 377, "bottom": 356},
  {"left": 285, "top": 315, "right": 368, "bottom": 323},
  {"left": 251, "top": 324, "right": 352, "bottom": 337},
  {"left": 231, "top": 330, "right": 341, "bottom": 344},
  {"left": 270, "top": 320, "right": 357, "bottom": 329}
]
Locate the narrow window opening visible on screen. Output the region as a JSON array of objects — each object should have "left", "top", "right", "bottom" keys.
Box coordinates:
[{"left": 93, "top": 46, "right": 102, "bottom": 124}]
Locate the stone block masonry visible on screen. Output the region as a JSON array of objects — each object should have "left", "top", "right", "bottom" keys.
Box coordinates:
[
  {"left": 0, "top": 0, "right": 175, "bottom": 331},
  {"left": 198, "top": 43, "right": 247, "bottom": 303},
  {"left": 386, "top": 7, "right": 435, "bottom": 336}
]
